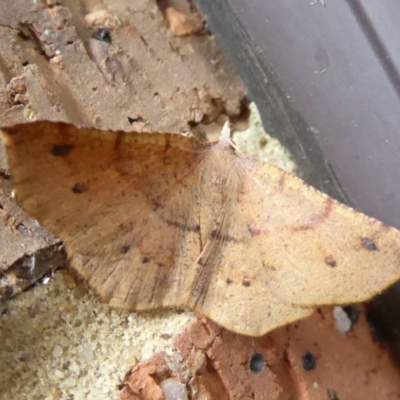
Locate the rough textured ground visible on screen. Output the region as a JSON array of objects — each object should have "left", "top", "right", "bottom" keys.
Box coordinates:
[
  {"left": 122, "top": 308, "right": 400, "bottom": 400},
  {"left": 1, "top": 1, "right": 400, "bottom": 400},
  {"left": 1, "top": 270, "right": 194, "bottom": 400}
]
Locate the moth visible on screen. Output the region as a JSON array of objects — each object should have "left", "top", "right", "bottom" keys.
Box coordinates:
[{"left": 2, "top": 121, "right": 400, "bottom": 336}]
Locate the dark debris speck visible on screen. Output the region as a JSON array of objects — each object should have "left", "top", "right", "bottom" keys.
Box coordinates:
[
  {"left": 121, "top": 245, "right": 131, "bottom": 254},
  {"left": 301, "top": 352, "right": 316, "bottom": 371},
  {"left": 361, "top": 237, "right": 378, "bottom": 251},
  {"left": 249, "top": 353, "right": 264, "bottom": 373}
]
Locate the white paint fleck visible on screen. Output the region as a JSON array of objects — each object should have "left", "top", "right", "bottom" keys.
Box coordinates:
[{"left": 333, "top": 306, "right": 352, "bottom": 334}]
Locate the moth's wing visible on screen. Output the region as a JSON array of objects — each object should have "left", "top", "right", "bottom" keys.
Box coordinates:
[
  {"left": 185, "top": 149, "right": 314, "bottom": 336},
  {"left": 188, "top": 231, "right": 313, "bottom": 336},
  {"left": 186, "top": 145, "right": 400, "bottom": 335},
  {"left": 1, "top": 121, "right": 207, "bottom": 309},
  {"left": 245, "top": 159, "right": 400, "bottom": 306}
]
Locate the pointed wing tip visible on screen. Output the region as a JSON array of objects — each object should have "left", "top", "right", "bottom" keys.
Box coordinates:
[
  {"left": 0, "top": 129, "right": 16, "bottom": 150},
  {"left": 0, "top": 122, "right": 37, "bottom": 147}
]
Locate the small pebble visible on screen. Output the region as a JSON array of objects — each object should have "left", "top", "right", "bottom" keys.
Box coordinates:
[
  {"left": 64, "top": 377, "right": 77, "bottom": 387},
  {"left": 52, "top": 345, "right": 63, "bottom": 357},
  {"left": 160, "top": 378, "right": 188, "bottom": 400},
  {"left": 54, "top": 370, "right": 64, "bottom": 379},
  {"left": 79, "top": 344, "right": 94, "bottom": 362}
]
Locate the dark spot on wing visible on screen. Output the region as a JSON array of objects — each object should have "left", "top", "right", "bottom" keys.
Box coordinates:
[
  {"left": 361, "top": 237, "right": 378, "bottom": 251},
  {"left": 249, "top": 353, "right": 264, "bottom": 373},
  {"left": 226, "top": 278, "right": 233, "bottom": 284},
  {"left": 72, "top": 182, "right": 88, "bottom": 194},
  {"left": 157, "top": 262, "right": 164, "bottom": 268},
  {"left": 52, "top": 144, "right": 74, "bottom": 156},
  {"left": 142, "top": 257, "right": 150, "bottom": 264},
  {"left": 242, "top": 279, "right": 251, "bottom": 287},
  {"left": 121, "top": 245, "right": 131, "bottom": 254},
  {"left": 301, "top": 352, "right": 316, "bottom": 371},
  {"left": 325, "top": 255, "right": 337, "bottom": 268}
]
